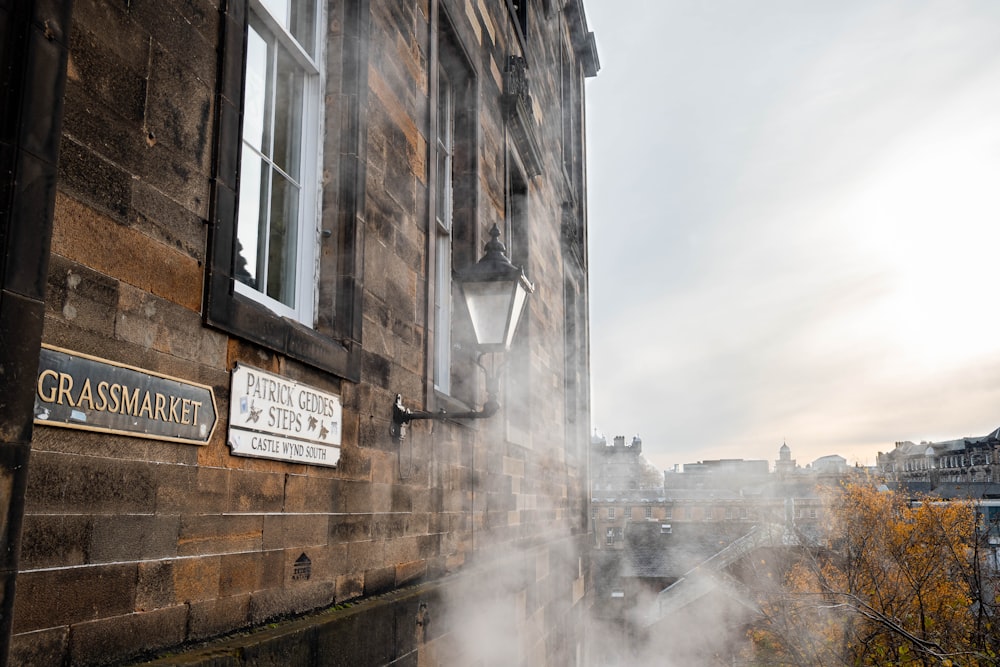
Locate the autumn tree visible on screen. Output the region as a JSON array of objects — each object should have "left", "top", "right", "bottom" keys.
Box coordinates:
[{"left": 744, "top": 483, "right": 1000, "bottom": 666}]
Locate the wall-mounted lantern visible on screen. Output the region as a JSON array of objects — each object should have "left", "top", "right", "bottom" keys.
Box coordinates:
[{"left": 391, "top": 225, "right": 533, "bottom": 441}]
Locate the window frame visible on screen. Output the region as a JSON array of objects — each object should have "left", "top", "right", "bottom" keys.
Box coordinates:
[
  {"left": 233, "top": 2, "right": 322, "bottom": 323},
  {"left": 426, "top": 3, "right": 480, "bottom": 409},
  {"left": 502, "top": 149, "right": 531, "bottom": 444},
  {"left": 206, "top": 0, "right": 367, "bottom": 380},
  {"left": 233, "top": 0, "right": 325, "bottom": 326},
  {"left": 505, "top": 0, "right": 528, "bottom": 48},
  {"left": 432, "top": 56, "right": 455, "bottom": 395},
  {"left": 559, "top": 29, "right": 583, "bottom": 197}
]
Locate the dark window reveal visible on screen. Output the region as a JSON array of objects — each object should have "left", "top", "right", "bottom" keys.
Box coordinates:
[
  {"left": 506, "top": 0, "right": 528, "bottom": 46},
  {"left": 428, "top": 7, "right": 479, "bottom": 409},
  {"left": 205, "top": 0, "right": 366, "bottom": 380}
]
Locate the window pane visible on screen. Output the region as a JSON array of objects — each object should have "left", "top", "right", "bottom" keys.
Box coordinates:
[
  {"left": 266, "top": 170, "right": 300, "bottom": 306},
  {"left": 236, "top": 146, "right": 267, "bottom": 289},
  {"left": 244, "top": 24, "right": 271, "bottom": 152},
  {"left": 259, "top": 0, "right": 288, "bottom": 25},
  {"left": 260, "top": 0, "right": 318, "bottom": 59},
  {"left": 273, "top": 45, "right": 305, "bottom": 180},
  {"left": 289, "top": 0, "right": 318, "bottom": 58},
  {"left": 434, "top": 232, "right": 452, "bottom": 392},
  {"left": 435, "top": 150, "right": 450, "bottom": 230},
  {"left": 435, "top": 67, "right": 452, "bottom": 231}
]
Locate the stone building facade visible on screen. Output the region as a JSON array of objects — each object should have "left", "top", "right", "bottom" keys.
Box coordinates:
[
  {"left": 591, "top": 447, "right": 831, "bottom": 552},
  {"left": 0, "top": 0, "right": 598, "bottom": 665},
  {"left": 878, "top": 427, "right": 1000, "bottom": 485}
]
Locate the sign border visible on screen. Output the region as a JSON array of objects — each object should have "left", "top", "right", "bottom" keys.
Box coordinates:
[
  {"left": 34, "top": 344, "right": 219, "bottom": 445},
  {"left": 226, "top": 362, "right": 342, "bottom": 468}
]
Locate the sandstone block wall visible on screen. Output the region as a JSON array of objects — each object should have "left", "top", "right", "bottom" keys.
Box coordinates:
[{"left": 8, "top": 0, "right": 597, "bottom": 664}]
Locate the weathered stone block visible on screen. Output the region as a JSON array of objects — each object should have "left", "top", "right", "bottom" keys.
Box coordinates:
[
  {"left": 24, "top": 450, "right": 156, "bottom": 514},
  {"left": 335, "top": 572, "right": 364, "bottom": 603},
  {"left": 130, "top": 1, "right": 217, "bottom": 83},
  {"left": 329, "top": 514, "right": 373, "bottom": 543},
  {"left": 51, "top": 193, "right": 203, "bottom": 311},
  {"left": 62, "top": 80, "right": 145, "bottom": 175},
  {"left": 145, "top": 42, "right": 214, "bottom": 171},
  {"left": 19, "top": 514, "right": 91, "bottom": 569},
  {"left": 364, "top": 566, "right": 395, "bottom": 596},
  {"left": 346, "top": 539, "right": 385, "bottom": 572},
  {"left": 70, "top": 0, "right": 149, "bottom": 82},
  {"left": 188, "top": 594, "right": 251, "bottom": 641},
  {"left": 139, "top": 140, "right": 211, "bottom": 219},
  {"left": 368, "top": 513, "right": 406, "bottom": 541},
  {"left": 383, "top": 535, "right": 422, "bottom": 566},
  {"left": 219, "top": 551, "right": 265, "bottom": 597},
  {"left": 177, "top": 514, "right": 263, "bottom": 557},
  {"left": 341, "top": 480, "right": 373, "bottom": 514},
  {"left": 70, "top": 606, "right": 188, "bottom": 666},
  {"left": 416, "top": 534, "right": 442, "bottom": 559},
  {"left": 131, "top": 180, "right": 207, "bottom": 261},
  {"left": 228, "top": 469, "right": 285, "bottom": 512},
  {"left": 335, "top": 444, "right": 372, "bottom": 481},
  {"left": 90, "top": 514, "right": 180, "bottom": 562},
  {"left": 173, "top": 555, "right": 223, "bottom": 604},
  {"left": 9, "top": 626, "right": 69, "bottom": 667},
  {"left": 155, "top": 463, "right": 229, "bottom": 514},
  {"left": 12, "top": 563, "right": 137, "bottom": 632},
  {"left": 262, "top": 513, "right": 330, "bottom": 551},
  {"left": 283, "top": 474, "right": 344, "bottom": 513},
  {"left": 395, "top": 559, "right": 427, "bottom": 587},
  {"left": 116, "top": 283, "right": 228, "bottom": 367},
  {"left": 370, "top": 482, "right": 394, "bottom": 513},
  {"left": 391, "top": 483, "right": 415, "bottom": 513},
  {"left": 45, "top": 254, "right": 119, "bottom": 336},
  {"left": 56, "top": 138, "right": 132, "bottom": 222},
  {"left": 248, "top": 583, "right": 335, "bottom": 624},
  {"left": 65, "top": 28, "right": 147, "bottom": 125},
  {"left": 136, "top": 560, "right": 174, "bottom": 612}
]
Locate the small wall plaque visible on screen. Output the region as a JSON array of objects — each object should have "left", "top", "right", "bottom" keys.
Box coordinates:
[{"left": 293, "top": 553, "right": 312, "bottom": 581}]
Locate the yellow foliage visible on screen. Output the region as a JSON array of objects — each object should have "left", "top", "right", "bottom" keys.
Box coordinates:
[{"left": 743, "top": 483, "right": 1000, "bottom": 667}]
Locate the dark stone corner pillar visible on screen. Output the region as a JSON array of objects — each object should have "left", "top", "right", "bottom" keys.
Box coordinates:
[{"left": 0, "top": 0, "right": 72, "bottom": 664}]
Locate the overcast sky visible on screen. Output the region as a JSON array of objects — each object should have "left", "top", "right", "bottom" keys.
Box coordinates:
[{"left": 583, "top": 0, "right": 1000, "bottom": 472}]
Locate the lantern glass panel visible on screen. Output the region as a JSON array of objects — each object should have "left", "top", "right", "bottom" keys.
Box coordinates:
[{"left": 462, "top": 281, "right": 515, "bottom": 346}]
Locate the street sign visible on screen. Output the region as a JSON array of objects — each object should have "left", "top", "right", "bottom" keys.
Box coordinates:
[
  {"left": 227, "top": 364, "right": 341, "bottom": 467},
  {"left": 34, "top": 345, "right": 217, "bottom": 445}
]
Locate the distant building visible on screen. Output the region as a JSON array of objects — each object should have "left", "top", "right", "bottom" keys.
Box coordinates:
[
  {"left": 681, "top": 458, "right": 770, "bottom": 477},
  {"left": 592, "top": 433, "right": 650, "bottom": 491},
  {"left": 591, "top": 433, "right": 666, "bottom": 549},
  {"left": 591, "top": 443, "right": 846, "bottom": 550},
  {"left": 775, "top": 441, "right": 797, "bottom": 475},
  {"left": 812, "top": 454, "right": 849, "bottom": 474},
  {"left": 877, "top": 426, "right": 1000, "bottom": 484},
  {"left": 589, "top": 442, "right": 856, "bottom": 664}
]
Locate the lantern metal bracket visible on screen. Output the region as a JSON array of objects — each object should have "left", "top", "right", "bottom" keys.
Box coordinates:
[
  {"left": 390, "top": 354, "right": 503, "bottom": 442},
  {"left": 390, "top": 225, "right": 528, "bottom": 443}
]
